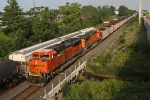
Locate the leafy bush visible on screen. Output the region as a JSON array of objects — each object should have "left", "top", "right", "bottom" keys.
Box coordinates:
[{"left": 62, "top": 79, "right": 150, "bottom": 100}]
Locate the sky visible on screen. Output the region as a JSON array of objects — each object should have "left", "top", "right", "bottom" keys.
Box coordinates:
[{"left": 0, "top": 0, "right": 149, "bottom": 12}]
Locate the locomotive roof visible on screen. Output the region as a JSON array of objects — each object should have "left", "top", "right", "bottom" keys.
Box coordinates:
[
  {"left": 45, "top": 43, "right": 65, "bottom": 53},
  {"left": 62, "top": 42, "right": 72, "bottom": 48},
  {"left": 61, "top": 38, "right": 81, "bottom": 47},
  {"left": 33, "top": 49, "right": 57, "bottom": 55},
  {"left": 78, "top": 34, "right": 90, "bottom": 40},
  {"left": 62, "top": 38, "right": 80, "bottom": 43},
  {"left": 78, "top": 29, "right": 96, "bottom": 39},
  {"left": 79, "top": 27, "right": 95, "bottom": 34},
  {"left": 15, "top": 38, "right": 60, "bottom": 54}
]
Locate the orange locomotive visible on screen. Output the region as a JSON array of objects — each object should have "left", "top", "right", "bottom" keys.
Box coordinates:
[{"left": 27, "top": 29, "right": 101, "bottom": 85}]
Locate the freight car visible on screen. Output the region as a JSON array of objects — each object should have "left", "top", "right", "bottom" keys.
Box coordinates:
[
  {"left": 0, "top": 60, "right": 19, "bottom": 88},
  {"left": 26, "top": 14, "right": 136, "bottom": 85},
  {"left": 103, "top": 20, "right": 115, "bottom": 27}
]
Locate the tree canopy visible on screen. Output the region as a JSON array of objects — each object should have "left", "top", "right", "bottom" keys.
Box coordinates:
[
  {"left": 2, "top": 0, "right": 23, "bottom": 35},
  {"left": 0, "top": 0, "right": 134, "bottom": 62},
  {"left": 59, "top": 2, "right": 84, "bottom": 33},
  {"left": 62, "top": 79, "right": 150, "bottom": 100},
  {"left": 118, "top": 5, "right": 133, "bottom": 16}
]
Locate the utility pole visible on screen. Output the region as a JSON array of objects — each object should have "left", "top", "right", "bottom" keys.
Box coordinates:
[
  {"left": 139, "top": 0, "right": 142, "bottom": 24},
  {"left": 33, "top": 0, "right": 35, "bottom": 14}
]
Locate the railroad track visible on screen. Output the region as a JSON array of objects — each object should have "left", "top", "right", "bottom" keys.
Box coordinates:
[{"left": 11, "top": 86, "right": 40, "bottom": 100}]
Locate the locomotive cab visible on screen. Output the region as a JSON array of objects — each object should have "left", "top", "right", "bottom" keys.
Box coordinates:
[{"left": 27, "top": 49, "right": 58, "bottom": 84}]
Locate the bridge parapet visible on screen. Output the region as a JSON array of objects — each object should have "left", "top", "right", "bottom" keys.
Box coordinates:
[
  {"left": 44, "top": 60, "right": 87, "bottom": 99},
  {"left": 144, "top": 18, "right": 150, "bottom": 41}
]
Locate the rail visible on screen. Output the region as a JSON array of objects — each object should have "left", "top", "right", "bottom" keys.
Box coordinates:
[{"left": 11, "top": 86, "right": 40, "bottom": 100}]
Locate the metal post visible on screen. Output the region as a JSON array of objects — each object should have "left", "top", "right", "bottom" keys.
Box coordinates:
[
  {"left": 43, "top": 89, "right": 47, "bottom": 99},
  {"left": 86, "top": 55, "right": 87, "bottom": 61},
  {"left": 33, "top": 0, "right": 35, "bottom": 13},
  {"left": 139, "top": 0, "right": 142, "bottom": 24},
  {"left": 59, "top": 78, "right": 61, "bottom": 86},
  {"left": 65, "top": 73, "right": 66, "bottom": 78},
  {"left": 52, "top": 83, "right": 54, "bottom": 97}
]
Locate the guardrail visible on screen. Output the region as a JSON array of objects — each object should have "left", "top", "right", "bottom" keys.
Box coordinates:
[
  {"left": 144, "top": 18, "right": 150, "bottom": 41},
  {"left": 44, "top": 60, "right": 87, "bottom": 99}
]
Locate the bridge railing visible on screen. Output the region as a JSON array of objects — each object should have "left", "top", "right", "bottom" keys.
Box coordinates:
[{"left": 144, "top": 18, "right": 150, "bottom": 41}]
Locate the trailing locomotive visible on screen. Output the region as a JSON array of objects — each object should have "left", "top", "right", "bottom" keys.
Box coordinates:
[{"left": 0, "top": 60, "right": 19, "bottom": 88}]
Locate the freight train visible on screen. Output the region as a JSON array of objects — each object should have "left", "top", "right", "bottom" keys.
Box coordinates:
[
  {"left": 26, "top": 14, "right": 136, "bottom": 85},
  {"left": 0, "top": 14, "right": 137, "bottom": 87}
]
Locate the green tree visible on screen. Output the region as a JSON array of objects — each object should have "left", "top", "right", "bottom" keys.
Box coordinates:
[
  {"left": 110, "top": 6, "right": 116, "bottom": 15},
  {"left": 59, "top": 2, "right": 84, "bottom": 33},
  {"left": 82, "top": 5, "right": 99, "bottom": 27},
  {"left": 40, "top": 7, "right": 56, "bottom": 23},
  {"left": 118, "top": 5, "right": 133, "bottom": 16},
  {"left": 97, "top": 5, "right": 103, "bottom": 23},
  {"left": 2, "top": 0, "right": 22, "bottom": 35},
  {"left": 101, "top": 5, "right": 111, "bottom": 20},
  {"left": 0, "top": 12, "right": 3, "bottom": 15},
  {"left": 30, "top": 7, "right": 58, "bottom": 43},
  {"left": 1, "top": 0, "right": 32, "bottom": 53},
  {"left": 0, "top": 33, "right": 13, "bottom": 61},
  {"left": 62, "top": 79, "right": 150, "bottom": 100}
]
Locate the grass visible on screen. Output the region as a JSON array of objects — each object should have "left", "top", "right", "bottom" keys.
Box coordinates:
[
  {"left": 146, "top": 13, "right": 150, "bottom": 18},
  {"left": 94, "top": 23, "right": 103, "bottom": 29},
  {"left": 87, "top": 17, "right": 150, "bottom": 81}
]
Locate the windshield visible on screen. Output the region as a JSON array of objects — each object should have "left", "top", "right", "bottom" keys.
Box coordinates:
[
  {"left": 32, "top": 54, "right": 40, "bottom": 60},
  {"left": 41, "top": 55, "right": 49, "bottom": 58},
  {"left": 33, "top": 54, "right": 39, "bottom": 58}
]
